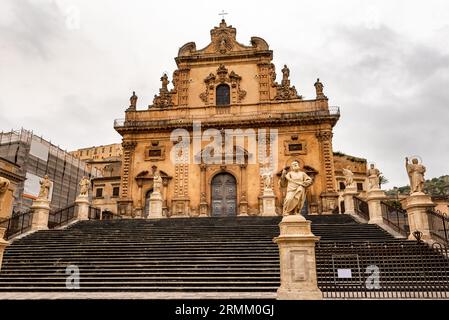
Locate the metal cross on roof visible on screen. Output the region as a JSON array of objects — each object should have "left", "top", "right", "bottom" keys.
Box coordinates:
[{"left": 219, "top": 10, "right": 228, "bottom": 19}]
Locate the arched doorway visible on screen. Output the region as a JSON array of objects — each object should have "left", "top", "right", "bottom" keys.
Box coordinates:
[
  {"left": 144, "top": 189, "right": 153, "bottom": 218},
  {"left": 211, "top": 173, "right": 237, "bottom": 216}
]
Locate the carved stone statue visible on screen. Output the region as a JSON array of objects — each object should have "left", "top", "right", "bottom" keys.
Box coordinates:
[
  {"left": 79, "top": 176, "right": 90, "bottom": 196},
  {"left": 38, "top": 175, "right": 51, "bottom": 199},
  {"left": 0, "top": 177, "right": 9, "bottom": 196},
  {"left": 129, "top": 91, "right": 137, "bottom": 108},
  {"left": 262, "top": 172, "right": 272, "bottom": 190},
  {"left": 153, "top": 171, "right": 163, "bottom": 194},
  {"left": 367, "top": 164, "right": 381, "bottom": 190},
  {"left": 342, "top": 167, "right": 354, "bottom": 187},
  {"left": 280, "top": 161, "right": 313, "bottom": 216},
  {"left": 281, "top": 65, "right": 290, "bottom": 82},
  {"left": 161, "top": 74, "right": 169, "bottom": 91},
  {"left": 314, "top": 78, "right": 327, "bottom": 99},
  {"left": 406, "top": 157, "right": 426, "bottom": 194}
]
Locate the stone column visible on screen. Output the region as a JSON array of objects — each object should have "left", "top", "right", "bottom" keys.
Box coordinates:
[
  {"left": 75, "top": 194, "right": 90, "bottom": 221},
  {"left": 31, "top": 198, "right": 50, "bottom": 231},
  {"left": 316, "top": 130, "right": 339, "bottom": 214},
  {"left": 199, "top": 164, "right": 208, "bottom": 216},
  {"left": 366, "top": 188, "right": 387, "bottom": 224},
  {"left": 343, "top": 184, "right": 358, "bottom": 215},
  {"left": 0, "top": 227, "right": 9, "bottom": 272},
  {"left": 238, "top": 164, "right": 248, "bottom": 216},
  {"left": 274, "top": 215, "right": 322, "bottom": 300},
  {"left": 405, "top": 193, "right": 434, "bottom": 241}
]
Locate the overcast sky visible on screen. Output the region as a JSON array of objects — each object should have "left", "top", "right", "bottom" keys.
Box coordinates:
[{"left": 1, "top": 0, "right": 448, "bottom": 189}]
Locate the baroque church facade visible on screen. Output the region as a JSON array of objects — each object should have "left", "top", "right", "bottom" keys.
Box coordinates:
[{"left": 114, "top": 20, "right": 342, "bottom": 218}]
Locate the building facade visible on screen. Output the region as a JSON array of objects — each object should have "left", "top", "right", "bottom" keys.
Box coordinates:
[
  {"left": 69, "top": 143, "right": 122, "bottom": 161},
  {"left": 114, "top": 20, "right": 341, "bottom": 218},
  {"left": 0, "top": 129, "right": 97, "bottom": 212}
]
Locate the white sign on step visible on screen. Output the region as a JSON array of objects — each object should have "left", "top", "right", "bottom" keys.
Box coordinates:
[{"left": 337, "top": 269, "right": 352, "bottom": 278}]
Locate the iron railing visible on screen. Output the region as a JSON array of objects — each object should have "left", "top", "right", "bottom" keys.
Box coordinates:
[
  {"left": 0, "top": 210, "right": 33, "bottom": 240},
  {"left": 101, "top": 211, "right": 122, "bottom": 220},
  {"left": 428, "top": 208, "right": 449, "bottom": 245},
  {"left": 316, "top": 241, "right": 449, "bottom": 299},
  {"left": 48, "top": 204, "right": 76, "bottom": 229},
  {"left": 381, "top": 201, "right": 410, "bottom": 237},
  {"left": 353, "top": 196, "right": 369, "bottom": 221},
  {"left": 88, "top": 206, "right": 101, "bottom": 220},
  {"left": 114, "top": 106, "right": 341, "bottom": 128}
]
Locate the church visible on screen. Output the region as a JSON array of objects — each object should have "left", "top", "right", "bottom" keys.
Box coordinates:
[{"left": 114, "top": 19, "right": 351, "bottom": 218}]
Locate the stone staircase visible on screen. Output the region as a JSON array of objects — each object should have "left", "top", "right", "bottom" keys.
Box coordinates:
[{"left": 0, "top": 215, "right": 447, "bottom": 297}]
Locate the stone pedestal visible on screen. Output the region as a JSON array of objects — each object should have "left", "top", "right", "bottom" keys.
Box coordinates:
[
  {"left": 148, "top": 192, "right": 163, "bottom": 219},
  {"left": 261, "top": 189, "right": 276, "bottom": 216},
  {"left": 75, "top": 195, "right": 90, "bottom": 221},
  {"left": 405, "top": 193, "right": 434, "bottom": 241},
  {"left": 366, "top": 188, "right": 387, "bottom": 224},
  {"left": 31, "top": 198, "right": 50, "bottom": 231},
  {"left": 274, "top": 215, "right": 322, "bottom": 300},
  {"left": 320, "top": 192, "right": 339, "bottom": 214},
  {"left": 0, "top": 227, "right": 9, "bottom": 272},
  {"left": 0, "top": 187, "right": 14, "bottom": 220},
  {"left": 343, "top": 185, "right": 358, "bottom": 215}
]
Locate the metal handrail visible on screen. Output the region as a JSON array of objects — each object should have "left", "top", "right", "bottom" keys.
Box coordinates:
[
  {"left": 114, "top": 106, "right": 340, "bottom": 128},
  {"left": 353, "top": 196, "right": 369, "bottom": 220},
  {"left": 381, "top": 201, "right": 409, "bottom": 237},
  {"left": 427, "top": 208, "right": 449, "bottom": 245},
  {"left": 48, "top": 204, "right": 76, "bottom": 229},
  {"left": 0, "top": 210, "right": 34, "bottom": 240}
]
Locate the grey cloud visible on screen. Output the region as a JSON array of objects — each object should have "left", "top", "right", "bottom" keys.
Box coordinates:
[{"left": 0, "top": 0, "right": 65, "bottom": 59}]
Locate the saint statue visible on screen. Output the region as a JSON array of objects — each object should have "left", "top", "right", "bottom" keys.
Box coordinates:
[
  {"left": 280, "top": 160, "right": 313, "bottom": 216},
  {"left": 161, "top": 74, "right": 169, "bottom": 91},
  {"left": 153, "top": 171, "right": 163, "bottom": 194},
  {"left": 281, "top": 65, "right": 290, "bottom": 82},
  {"left": 79, "top": 176, "right": 90, "bottom": 196},
  {"left": 367, "top": 164, "right": 381, "bottom": 190},
  {"left": 129, "top": 91, "right": 137, "bottom": 108},
  {"left": 405, "top": 157, "right": 426, "bottom": 194},
  {"left": 342, "top": 167, "right": 354, "bottom": 187},
  {"left": 314, "top": 78, "right": 326, "bottom": 99},
  {"left": 38, "top": 175, "right": 51, "bottom": 199}
]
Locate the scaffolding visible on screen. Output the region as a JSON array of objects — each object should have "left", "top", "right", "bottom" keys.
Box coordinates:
[{"left": 0, "top": 129, "right": 101, "bottom": 213}]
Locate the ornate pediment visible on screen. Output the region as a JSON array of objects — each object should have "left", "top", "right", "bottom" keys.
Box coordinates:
[
  {"left": 177, "top": 20, "right": 271, "bottom": 58},
  {"left": 199, "top": 64, "right": 246, "bottom": 105}
]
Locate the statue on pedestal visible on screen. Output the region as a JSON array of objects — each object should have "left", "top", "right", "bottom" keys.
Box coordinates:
[
  {"left": 367, "top": 164, "right": 381, "bottom": 190},
  {"left": 342, "top": 167, "right": 354, "bottom": 188},
  {"left": 38, "top": 175, "right": 51, "bottom": 200},
  {"left": 405, "top": 157, "right": 426, "bottom": 194},
  {"left": 153, "top": 171, "right": 162, "bottom": 194},
  {"left": 79, "top": 176, "right": 90, "bottom": 196},
  {"left": 280, "top": 160, "right": 313, "bottom": 216}
]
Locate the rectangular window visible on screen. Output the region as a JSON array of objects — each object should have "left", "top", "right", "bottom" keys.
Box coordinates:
[
  {"left": 112, "top": 186, "right": 120, "bottom": 197},
  {"left": 357, "top": 183, "right": 364, "bottom": 191},
  {"left": 339, "top": 182, "right": 346, "bottom": 190},
  {"left": 95, "top": 188, "right": 103, "bottom": 198},
  {"left": 149, "top": 149, "right": 162, "bottom": 157},
  {"left": 288, "top": 143, "right": 303, "bottom": 152}
]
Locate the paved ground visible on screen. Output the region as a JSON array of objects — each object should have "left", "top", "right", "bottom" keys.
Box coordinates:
[{"left": 0, "top": 291, "right": 277, "bottom": 300}]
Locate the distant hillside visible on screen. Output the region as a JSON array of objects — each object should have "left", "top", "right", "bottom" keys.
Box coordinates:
[{"left": 386, "top": 175, "right": 449, "bottom": 197}]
